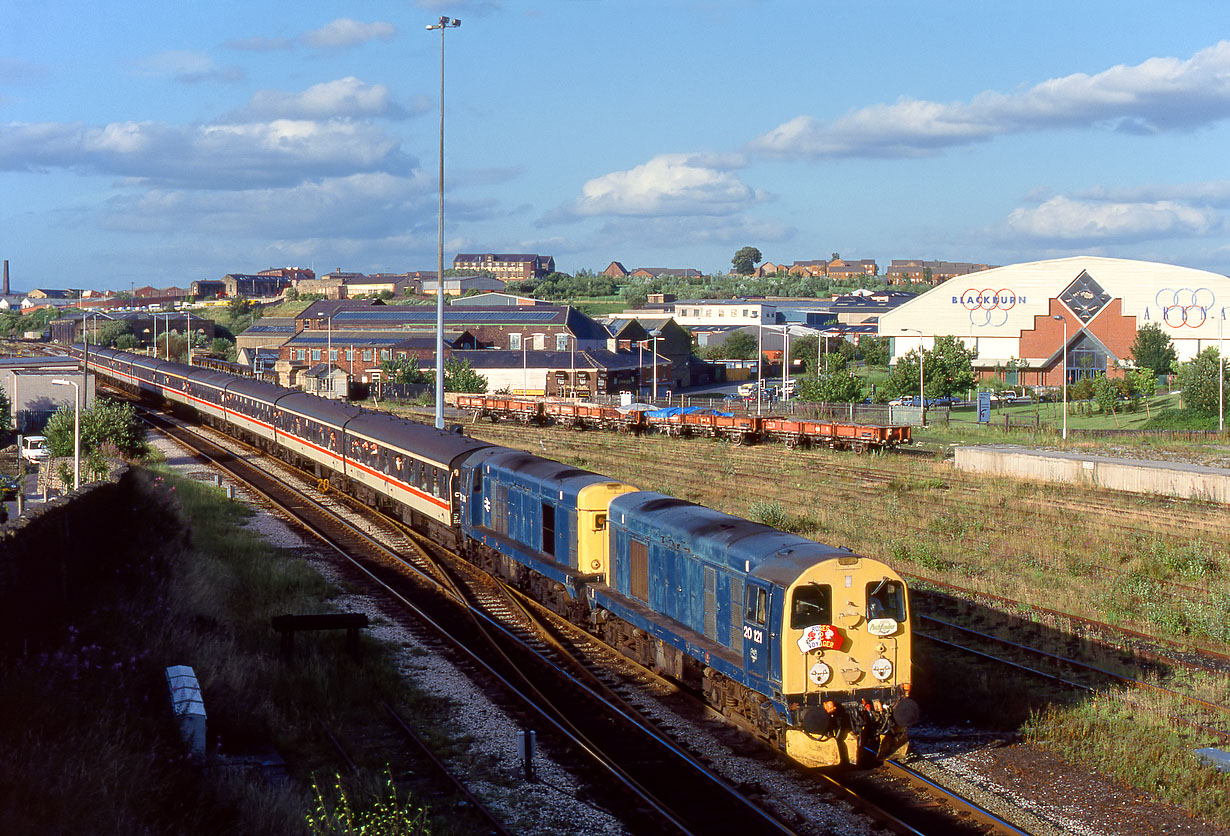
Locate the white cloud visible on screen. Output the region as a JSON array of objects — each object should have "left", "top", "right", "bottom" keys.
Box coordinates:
[
  {"left": 547, "top": 152, "right": 766, "bottom": 222},
  {"left": 750, "top": 40, "right": 1230, "bottom": 159},
  {"left": 133, "top": 51, "right": 243, "bottom": 84},
  {"left": 1004, "top": 196, "right": 1220, "bottom": 242},
  {"left": 1076, "top": 181, "right": 1230, "bottom": 209},
  {"left": 100, "top": 173, "right": 432, "bottom": 239},
  {"left": 225, "top": 36, "right": 295, "bottom": 53},
  {"left": 301, "top": 19, "right": 396, "bottom": 50},
  {"left": 0, "top": 118, "right": 413, "bottom": 188},
  {"left": 235, "top": 77, "right": 411, "bottom": 121}
]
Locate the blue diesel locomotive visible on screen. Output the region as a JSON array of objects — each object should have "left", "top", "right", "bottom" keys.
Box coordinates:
[{"left": 83, "top": 346, "right": 918, "bottom": 766}]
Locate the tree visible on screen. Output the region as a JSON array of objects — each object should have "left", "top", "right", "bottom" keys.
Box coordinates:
[
  {"left": 857, "top": 335, "right": 890, "bottom": 367},
  {"left": 442, "top": 358, "right": 488, "bottom": 393},
  {"left": 1130, "top": 323, "right": 1177, "bottom": 377},
  {"left": 719, "top": 330, "right": 758, "bottom": 360},
  {"left": 731, "top": 246, "right": 762, "bottom": 276},
  {"left": 381, "top": 356, "right": 430, "bottom": 385},
  {"left": 887, "top": 335, "right": 976, "bottom": 400},
  {"left": 45, "top": 399, "right": 146, "bottom": 460},
  {"left": 797, "top": 353, "right": 863, "bottom": 403},
  {"left": 1177, "top": 347, "right": 1227, "bottom": 415}
]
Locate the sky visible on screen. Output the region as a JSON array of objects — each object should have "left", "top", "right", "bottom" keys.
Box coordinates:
[{"left": 6, "top": 1, "right": 1230, "bottom": 292}]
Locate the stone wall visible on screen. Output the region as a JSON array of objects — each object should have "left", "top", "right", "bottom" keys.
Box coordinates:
[{"left": 0, "top": 466, "right": 186, "bottom": 657}]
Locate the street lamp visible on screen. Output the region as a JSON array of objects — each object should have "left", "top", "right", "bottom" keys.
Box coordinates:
[
  {"left": 427, "top": 14, "right": 460, "bottom": 430},
  {"left": 899, "top": 328, "right": 925, "bottom": 410},
  {"left": 1052, "top": 315, "right": 1068, "bottom": 440},
  {"left": 51, "top": 378, "right": 80, "bottom": 490},
  {"left": 650, "top": 329, "right": 662, "bottom": 402},
  {"left": 1210, "top": 309, "right": 1220, "bottom": 435},
  {"left": 756, "top": 322, "right": 764, "bottom": 417},
  {"left": 780, "top": 325, "right": 790, "bottom": 401}
]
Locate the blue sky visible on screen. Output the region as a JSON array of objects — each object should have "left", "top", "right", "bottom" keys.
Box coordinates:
[{"left": 5, "top": 1, "right": 1230, "bottom": 291}]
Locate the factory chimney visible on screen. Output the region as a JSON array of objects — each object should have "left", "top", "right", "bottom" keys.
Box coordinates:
[{"left": 2, "top": 260, "right": 8, "bottom": 296}]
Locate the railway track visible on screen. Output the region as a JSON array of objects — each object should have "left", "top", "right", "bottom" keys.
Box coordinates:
[
  {"left": 134, "top": 400, "right": 1046, "bottom": 836},
  {"left": 916, "top": 606, "right": 1230, "bottom": 742},
  {"left": 135, "top": 406, "right": 813, "bottom": 836}
]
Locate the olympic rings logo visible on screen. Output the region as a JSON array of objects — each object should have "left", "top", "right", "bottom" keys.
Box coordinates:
[
  {"left": 960, "top": 288, "right": 1018, "bottom": 311},
  {"left": 1156, "top": 287, "right": 1215, "bottom": 328},
  {"left": 956, "top": 288, "right": 1020, "bottom": 328}
]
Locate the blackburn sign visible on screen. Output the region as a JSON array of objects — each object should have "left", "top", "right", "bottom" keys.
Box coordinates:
[{"left": 954, "top": 288, "right": 1026, "bottom": 328}]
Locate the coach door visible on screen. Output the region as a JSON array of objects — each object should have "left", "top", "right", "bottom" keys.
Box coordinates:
[{"left": 742, "top": 580, "right": 771, "bottom": 682}]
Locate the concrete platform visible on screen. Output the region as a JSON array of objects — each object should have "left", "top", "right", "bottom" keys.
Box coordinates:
[{"left": 953, "top": 445, "right": 1230, "bottom": 504}]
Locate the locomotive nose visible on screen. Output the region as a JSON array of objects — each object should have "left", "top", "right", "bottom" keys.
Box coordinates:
[{"left": 800, "top": 706, "right": 835, "bottom": 735}]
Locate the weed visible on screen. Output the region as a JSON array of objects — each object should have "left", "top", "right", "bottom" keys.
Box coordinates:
[
  {"left": 1024, "top": 692, "right": 1230, "bottom": 828},
  {"left": 749, "top": 501, "right": 789, "bottom": 530},
  {"left": 306, "top": 768, "right": 431, "bottom": 835}
]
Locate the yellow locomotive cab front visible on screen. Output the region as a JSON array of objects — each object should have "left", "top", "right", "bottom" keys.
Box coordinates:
[
  {"left": 781, "top": 555, "right": 916, "bottom": 767},
  {"left": 575, "top": 481, "right": 638, "bottom": 579}
]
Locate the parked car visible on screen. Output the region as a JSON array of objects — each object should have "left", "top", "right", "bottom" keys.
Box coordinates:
[
  {"left": 889, "top": 395, "right": 916, "bottom": 406},
  {"left": 0, "top": 474, "right": 19, "bottom": 500},
  {"left": 19, "top": 436, "right": 48, "bottom": 463}
]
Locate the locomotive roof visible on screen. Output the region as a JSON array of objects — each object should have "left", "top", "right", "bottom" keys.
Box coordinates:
[
  {"left": 345, "top": 412, "right": 493, "bottom": 465},
  {"left": 609, "top": 492, "right": 858, "bottom": 586},
  {"left": 477, "top": 447, "right": 611, "bottom": 496}
]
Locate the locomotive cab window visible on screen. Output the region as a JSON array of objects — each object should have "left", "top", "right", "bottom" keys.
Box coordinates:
[
  {"left": 790, "top": 584, "right": 832, "bottom": 629},
  {"left": 745, "top": 587, "right": 767, "bottom": 626},
  {"left": 866, "top": 579, "right": 906, "bottom": 622}
]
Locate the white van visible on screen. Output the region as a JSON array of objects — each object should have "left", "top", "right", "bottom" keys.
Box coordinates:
[{"left": 20, "top": 435, "right": 49, "bottom": 463}]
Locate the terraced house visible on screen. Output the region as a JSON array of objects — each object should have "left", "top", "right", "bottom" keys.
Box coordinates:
[{"left": 452, "top": 253, "right": 555, "bottom": 281}]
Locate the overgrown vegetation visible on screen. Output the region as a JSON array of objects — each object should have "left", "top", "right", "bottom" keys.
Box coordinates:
[
  {"left": 1024, "top": 688, "right": 1230, "bottom": 828},
  {"left": 0, "top": 468, "right": 446, "bottom": 834}
]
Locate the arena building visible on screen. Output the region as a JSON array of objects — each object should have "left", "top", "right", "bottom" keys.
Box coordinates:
[{"left": 879, "top": 256, "right": 1230, "bottom": 387}]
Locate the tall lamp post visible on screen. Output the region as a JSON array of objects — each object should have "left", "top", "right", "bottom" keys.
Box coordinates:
[
  {"left": 781, "top": 325, "right": 790, "bottom": 401},
  {"left": 1219, "top": 309, "right": 1224, "bottom": 433},
  {"left": 427, "top": 15, "right": 460, "bottom": 430},
  {"left": 51, "top": 378, "right": 80, "bottom": 491},
  {"left": 756, "top": 322, "right": 764, "bottom": 417},
  {"left": 899, "top": 328, "right": 925, "bottom": 410},
  {"left": 650, "top": 329, "right": 662, "bottom": 402},
  {"left": 1052, "top": 314, "right": 1068, "bottom": 440}
]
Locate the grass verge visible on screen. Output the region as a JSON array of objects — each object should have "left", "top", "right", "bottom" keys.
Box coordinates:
[
  {"left": 0, "top": 466, "right": 444, "bottom": 834},
  {"left": 1024, "top": 684, "right": 1230, "bottom": 828}
]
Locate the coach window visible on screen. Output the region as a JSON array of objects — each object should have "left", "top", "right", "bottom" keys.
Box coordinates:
[
  {"left": 745, "top": 586, "right": 767, "bottom": 626},
  {"left": 790, "top": 584, "right": 832, "bottom": 629},
  {"left": 866, "top": 579, "right": 906, "bottom": 622}
]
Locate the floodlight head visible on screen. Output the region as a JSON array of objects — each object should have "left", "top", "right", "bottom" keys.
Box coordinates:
[
  {"left": 52, "top": 379, "right": 70, "bottom": 386},
  {"left": 1052, "top": 314, "right": 1063, "bottom": 321}
]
